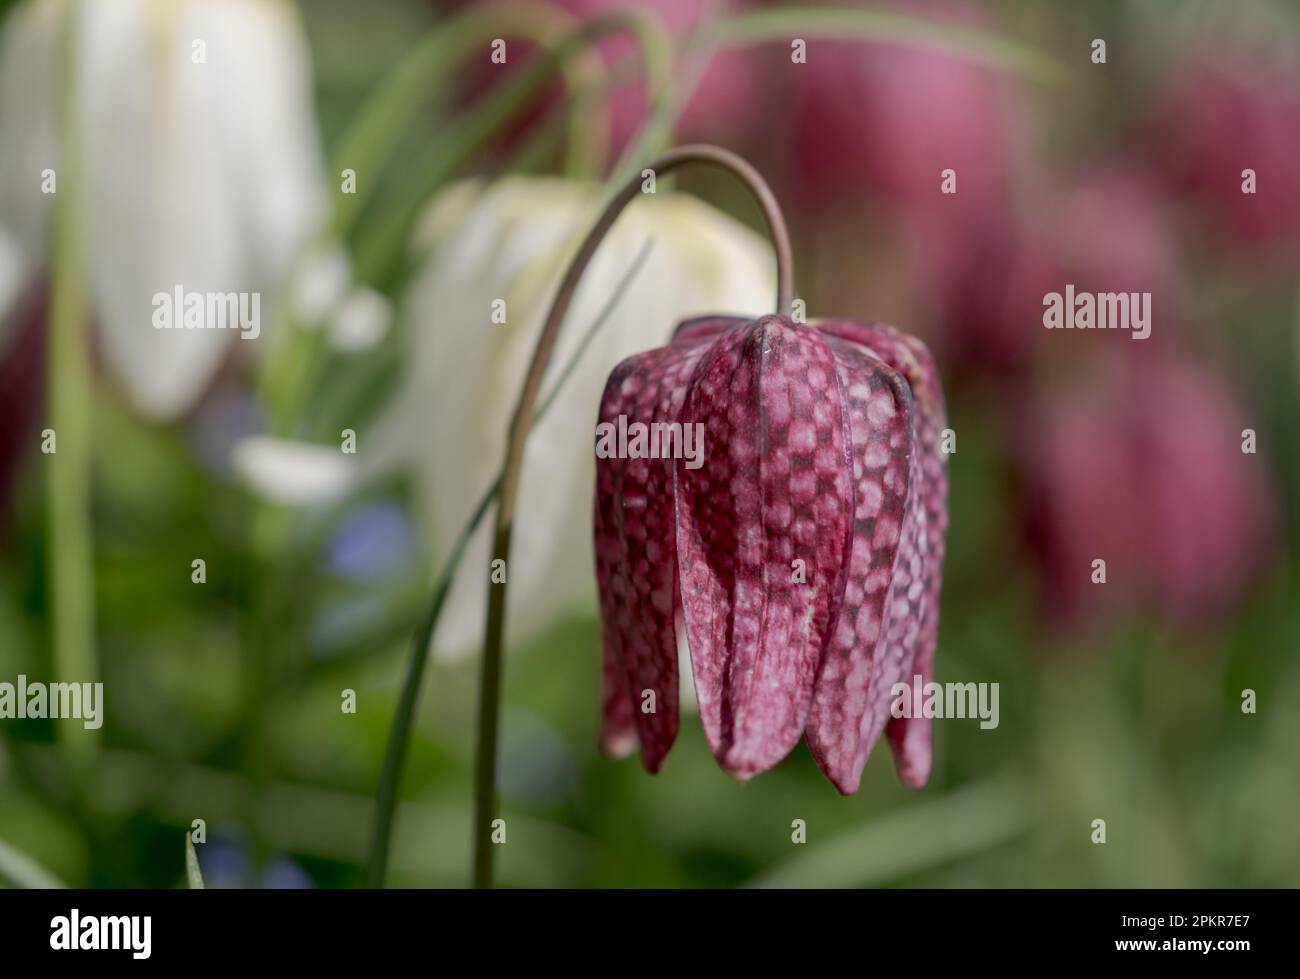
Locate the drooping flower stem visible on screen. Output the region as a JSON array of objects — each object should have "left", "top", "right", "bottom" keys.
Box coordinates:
[
  {"left": 359, "top": 11, "right": 667, "bottom": 890},
  {"left": 367, "top": 240, "right": 656, "bottom": 888},
  {"left": 472, "top": 145, "right": 793, "bottom": 888}
]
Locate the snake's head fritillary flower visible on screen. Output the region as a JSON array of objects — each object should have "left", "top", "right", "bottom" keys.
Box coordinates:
[{"left": 594, "top": 315, "right": 947, "bottom": 794}]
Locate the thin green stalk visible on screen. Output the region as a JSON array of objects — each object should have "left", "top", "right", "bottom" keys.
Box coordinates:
[
  {"left": 613, "top": 4, "right": 1063, "bottom": 180},
  {"left": 185, "top": 833, "right": 206, "bottom": 889},
  {"left": 472, "top": 146, "right": 793, "bottom": 889},
  {"left": 353, "top": 12, "right": 671, "bottom": 288},
  {"left": 0, "top": 838, "right": 66, "bottom": 889},
  {"left": 366, "top": 238, "right": 656, "bottom": 887},
  {"left": 260, "top": 3, "right": 599, "bottom": 432},
  {"left": 350, "top": 35, "right": 599, "bottom": 286},
  {"left": 747, "top": 773, "right": 1032, "bottom": 888},
  {"left": 254, "top": 8, "right": 644, "bottom": 863},
  {"left": 329, "top": 3, "right": 603, "bottom": 234},
  {"left": 261, "top": 11, "right": 669, "bottom": 436},
  {"left": 500, "top": 45, "right": 656, "bottom": 177},
  {"left": 695, "top": 7, "right": 1065, "bottom": 85},
  {"left": 46, "top": 0, "right": 96, "bottom": 770}
]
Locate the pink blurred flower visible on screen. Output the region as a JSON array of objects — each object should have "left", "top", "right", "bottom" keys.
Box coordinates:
[
  {"left": 1022, "top": 357, "right": 1277, "bottom": 631},
  {"left": 783, "top": 0, "right": 1014, "bottom": 224},
  {"left": 770, "top": 0, "right": 1020, "bottom": 356},
  {"left": 1149, "top": 51, "right": 1300, "bottom": 255},
  {"left": 0, "top": 280, "right": 47, "bottom": 526},
  {"left": 941, "top": 167, "right": 1177, "bottom": 375},
  {"left": 550, "top": 0, "right": 757, "bottom": 154},
  {"left": 453, "top": 0, "right": 759, "bottom": 164}
]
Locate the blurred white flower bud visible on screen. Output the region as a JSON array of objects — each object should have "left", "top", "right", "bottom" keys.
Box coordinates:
[
  {"left": 329, "top": 287, "right": 392, "bottom": 352},
  {"left": 292, "top": 243, "right": 354, "bottom": 328},
  {"left": 232, "top": 434, "right": 357, "bottom": 507},
  {"left": 375, "top": 176, "right": 774, "bottom": 658},
  {"left": 0, "top": 0, "right": 326, "bottom": 418}
]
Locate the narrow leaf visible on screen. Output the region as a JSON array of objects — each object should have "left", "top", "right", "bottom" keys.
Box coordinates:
[
  {"left": 185, "top": 833, "right": 205, "bottom": 890},
  {"left": 0, "top": 837, "right": 65, "bottom": 889}
]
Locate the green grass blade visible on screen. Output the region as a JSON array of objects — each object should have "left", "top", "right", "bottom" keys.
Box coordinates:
[
  {"left": 185, "top": 833, "right": 205, "bottom": 889},
  {"left": 0, "top": 837, "right": 66, "bottom": 889}
]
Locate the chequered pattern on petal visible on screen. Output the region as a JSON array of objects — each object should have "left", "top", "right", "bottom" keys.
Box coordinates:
[
  {"left": 819, "top": 321, "right": 949, "bottom": 788},
  {"left": 593, "top": 315, "right": 948, "bottom": 793},
  {"left": 859, "top": 445, "right": 926, "bottom": 779},
  {"left": 802, "top": 337, "right": 914, "bottom": 794},
  {"left": 593, "top": 318, "right": 738, "bottom": 771},
  {"left": 676, "top": 316, "right": 854, "bottom": 779}
]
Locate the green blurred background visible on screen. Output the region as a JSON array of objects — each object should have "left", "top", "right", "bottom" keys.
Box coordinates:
[{"left": 0, "top": 0, "right": 1297, "bottom": 888}]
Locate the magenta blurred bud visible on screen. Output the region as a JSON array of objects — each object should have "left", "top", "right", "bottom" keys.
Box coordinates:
[
  {"left": 1024, "top": 359, "right": 1278, "bottom": 629},
  {"left": 784, "top": 0, "right": 1013, "bottom": 221},
  {"left": 942, "top": 167, "right": 1176, "bottom": 374},
  {"left": 1150, "top": 53, "right": 1300, "bottom": 254}
]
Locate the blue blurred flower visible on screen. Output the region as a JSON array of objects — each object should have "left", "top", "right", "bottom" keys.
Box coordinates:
[
  {"left": 195, "top": 831, "right": 315, "bottom": 889},
  {"left": 327, "top": 501, "right": 418, "bottom": 583}
]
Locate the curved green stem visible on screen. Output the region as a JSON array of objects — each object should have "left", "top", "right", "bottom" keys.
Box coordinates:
[
  {"left": 693, "top": 7, "right": 1065, "bottom": 85},
  {"left": 366, "top": 239, "right": 656, "bottom": 888},
  {"left": 353, "top": 11, "right": 671, "bottom": 287},
  {"left": 330, "top": 3, "right": 604, "bottom": 235},
  {"left": 366, "top": 482, "right": 494, "bottom": 889},
  {"left": 472, "top": 145, "right": 792, "bottom": 889},
  {"left": 260, "top": 5, "right": 595, "bottom": 432},
  {"left": 614, "top": 4, "right": 1063, "bottom": 180}
]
